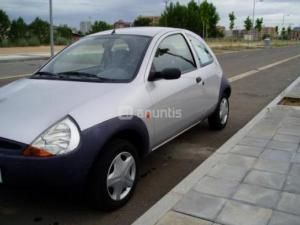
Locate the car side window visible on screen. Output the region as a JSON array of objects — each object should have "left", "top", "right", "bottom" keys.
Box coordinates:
[
  {"left": 188, "top": 35, "right": 214, "bottom": 67},
  {"left": 152, "top": 34, "right": 196, "bottom": 75}
]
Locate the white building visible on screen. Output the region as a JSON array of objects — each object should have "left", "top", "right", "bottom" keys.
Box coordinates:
[{"left": 80, "top": 21, "right": 92, "bottom": 34}]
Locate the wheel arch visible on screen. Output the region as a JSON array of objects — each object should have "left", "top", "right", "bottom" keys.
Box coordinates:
[
  {"left": 82, "top": 116, "right": 150, "bottom": 178},
  {"left": 219, "top": 76, "right": 231, "bottom": 100}
]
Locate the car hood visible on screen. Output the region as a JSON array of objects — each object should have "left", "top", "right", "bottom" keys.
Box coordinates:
[{"left": 0, "top": 78, "right": 126, "bottom": 144}]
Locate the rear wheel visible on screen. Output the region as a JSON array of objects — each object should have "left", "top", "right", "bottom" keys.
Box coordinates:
[
  {"left": 208, "top": 96, "right": 229, "bottom": 130},
  {"left": 88, "top": 139, "right": 139, "bottom": 211}
]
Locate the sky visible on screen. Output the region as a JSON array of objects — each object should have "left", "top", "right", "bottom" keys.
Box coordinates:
[{"left": 0, "top": 0, "right": 299, "bottom": 30}]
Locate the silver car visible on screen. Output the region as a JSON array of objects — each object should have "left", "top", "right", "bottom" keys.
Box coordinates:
[{"left": 0, "top": 27, "right": 230, "bottom": 210}]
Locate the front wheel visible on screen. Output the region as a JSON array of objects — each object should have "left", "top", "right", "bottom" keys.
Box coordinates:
[
  {"left": 208, "top": 96, "right": 229, "bottom": 130},
  {"left": 88, "top": 139, "right": 139, "bottom": 211}
]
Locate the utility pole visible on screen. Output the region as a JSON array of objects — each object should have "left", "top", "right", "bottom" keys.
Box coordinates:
[
  {"left": 252, "top": 0, "right": 256, "bottom": 35},
  {"left": 252, "top": 0, "right": 263, "bottom": 41},
  {"left": 49, "top": 0, "right": 54, "bottom": 57},
  {"left": 282, "top": 14, "right": 290, "bottom": 28},
  {"left": 164, "top": 0, "right": 170, "bottom": 26}
]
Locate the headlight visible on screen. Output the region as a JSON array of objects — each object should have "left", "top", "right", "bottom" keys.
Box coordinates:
[{"left": 23, "top": 117, "right": 80, "bottom": 157}]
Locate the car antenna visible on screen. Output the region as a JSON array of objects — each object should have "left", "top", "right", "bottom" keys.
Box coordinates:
[{"left": 111, "top": 23, "right": 117, "bottom": 35}]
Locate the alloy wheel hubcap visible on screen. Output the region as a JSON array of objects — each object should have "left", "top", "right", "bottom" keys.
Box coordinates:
[
  {"left": 219, "top": 98, "right": 229, "bottom": 125},
  {"left": 107, "top": 152, "right": 136, "bottom": 201}
]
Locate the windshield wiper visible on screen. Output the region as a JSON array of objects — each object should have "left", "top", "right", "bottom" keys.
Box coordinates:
[
  {"left": 32, "top": 71, "right": 60, "bottom": 78},
  {"left": 58, "top": 71, "right": 115, "bottom": 82},
  {"left": 58, "top": 71, "right": 100, "bottom": 79}
]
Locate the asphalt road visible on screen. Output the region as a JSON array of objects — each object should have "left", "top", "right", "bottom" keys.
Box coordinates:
[{"left": 0, "top": 46, "right": 300, "bottom": 225}]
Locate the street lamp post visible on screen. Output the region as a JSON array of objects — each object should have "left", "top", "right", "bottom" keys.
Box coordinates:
[
  {"left": 252, "top": 0, "right": 263, "bottom": 40},
  {"left": 49, "top": 0, "right": 54, "bottom": 57},
  {"left": 282, "top": 14, "right": 290, "bottom": 28}
]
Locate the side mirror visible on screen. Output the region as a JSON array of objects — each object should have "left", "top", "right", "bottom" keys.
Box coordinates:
[{"left": 149, "top": 68, "right": 181, "bottom": 81}]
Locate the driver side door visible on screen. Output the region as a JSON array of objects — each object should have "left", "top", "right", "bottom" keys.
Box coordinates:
[{"left": 147, "top": 33, "right": 204, "bottom": 148}]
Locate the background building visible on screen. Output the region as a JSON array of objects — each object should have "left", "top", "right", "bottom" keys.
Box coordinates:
[
  {"left": 114, "top": 20, "right": 131, "bottom": 28},
  {"left": 292, "top": 27, "right": 300, "bottom": 40},
  {"left": 80, "top": 21, "right": 92, "bottom": 34},
  {"left": 261, "top": 27, "right": 277, "bottom": 38},
  {"left": 143, "top": 16, "right": 161, "bottom": 26}
]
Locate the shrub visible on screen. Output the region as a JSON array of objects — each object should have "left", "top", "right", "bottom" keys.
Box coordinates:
[
  {"left": 27, "top": 36, "right": 40, "bottom": 46},
  {"left": 15, "top": 38, "right": 28, "bottom": 46},
  {"left": 55, "top": 36, "right": 70, "bottom": 45},
  {"left": 0, "top": 39, "right": 11, "bottom": 47}
]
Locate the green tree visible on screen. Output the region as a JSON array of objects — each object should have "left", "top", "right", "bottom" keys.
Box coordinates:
[
  {"left": 90, "top": 20, "right": 112, "bottom": 34},
  {"left": 281, "top": 27, "right": 286, "bottom": 39},
  {"left": 244, "top": 16, "right": 253, "bottom": 32},
  {"left": 9, "top": 17, "right": 27, "bottom": 41},
  {"left": 255, "top": 17, "right": 263, "bottom": 39},
  {"left": 199, "top": 0, "right": 220, "bottom": 38},
  {"left": 55, "top": 25, "right": 72, "bottom": 39},
  {"left": 275, "top": 26, "right": 279, "bottom": 36},
  {"left": 133, "top": 16, "right": 152, "bottom": 26},
  {"left": 287, "top": 26, "right": 292, "bottom": 40},
  {"left": 159, "top": 0, "right": 220, "bottom": 38},
  {"left": 29, "top": 17, "right": 50, "bottom": 44},
  {"left": 186, "top": 1, "right": 202, "bottom": 35},
  {"left": 0, "top": 9, "right": 10, "bottom": 41},
  {"left": 255, "top": 18, "right": 263, "bottom": 32},
  {"left": 229, "top": 12, "right": 236, "bottom": 30},
  {"left": 160, "top": 2, "right": 188, "bottom": 29}
]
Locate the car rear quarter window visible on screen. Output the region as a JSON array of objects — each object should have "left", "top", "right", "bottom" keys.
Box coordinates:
[
  {"left": 188, "top": 35, "right": 214, "bottom": 67},
  {"left": 152, "top": 34, "right": 196, "bottom": 74}
]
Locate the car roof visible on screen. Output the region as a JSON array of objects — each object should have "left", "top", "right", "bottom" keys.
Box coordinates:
[{"left": 88, "top": 27, "right": 184, "bottom": 38}]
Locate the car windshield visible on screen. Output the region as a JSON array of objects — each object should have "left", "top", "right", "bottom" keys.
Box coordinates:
[{"left": 34, "top": 34, "right": 151, "bottom": 82}]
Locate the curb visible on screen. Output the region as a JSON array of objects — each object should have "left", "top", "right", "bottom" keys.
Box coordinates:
[
  {"left": 132, "top": 75, "right": 300, "bottom": 225},
  {"left": 0, "top": 56, "right": 49, "bottom": 63}
]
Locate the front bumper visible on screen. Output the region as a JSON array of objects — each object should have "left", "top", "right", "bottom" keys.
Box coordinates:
[{"left": 0, "top": 130, "right": 101, "bottom": 188}]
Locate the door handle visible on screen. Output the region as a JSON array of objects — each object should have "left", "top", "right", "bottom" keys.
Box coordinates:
[{"left": 196, "top": 77, "right": 202, "bottom": 84}]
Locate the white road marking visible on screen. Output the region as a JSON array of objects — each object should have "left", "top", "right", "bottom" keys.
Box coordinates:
[{"left": 228, "top": 54, "right": 300, "bottom": 83}]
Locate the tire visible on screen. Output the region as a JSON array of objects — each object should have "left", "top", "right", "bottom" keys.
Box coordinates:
[
  {"left": 208, "top": 96, "right": 229, "bottom": 130},
  {"left": 88, "top": 139, "right": 139, "bottom": 211}
]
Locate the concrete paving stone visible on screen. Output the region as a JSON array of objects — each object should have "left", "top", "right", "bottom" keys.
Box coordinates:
[
  {"left": 248, "top": 125, "right": 278, "bottom": 139},
  {"left": 216, "top": 201, "right": 272, "bottom": 225},
  {"left": 238, "top": 136, "right": 270, "bottom": 148},
  {"left": 266, "top": 140, "right": 299, "bottom": 152},
  {"left": 277, "top": 192, "right": 300, "bottom": 216},
  {"left": 260, "top": 149, "right": 294, "bottom": 162},
  {"left": 222, "top": 154, "right": 256, "bottom": 169},
  {"left": 244, "top": 170, "right": 286, "bottom": 190},
  {"left": 232, "top": 183, "right": 280, "bottom": 209},
  {"left": 230, "top": 145, "right": 264, "bottom": 157},
  {"left": 282, "top": 117, "right": 300, "bottom": 127},
  {"left": 269, "top": 211, "right": 300, "bottom": 225},
  {"left": 289, "top": 110, "right": 300, "bottom": 119},
  {"left": 290, "top": 163, "right": 300, "bottom": 176},
  {"left": 253, "top": 159, "right": 290, "bottom": 174},
  {"left": 173, "top": 190, "right": 226, "bottom": 221},
  {"left": 292, "top": 153, "right": 300, "bottom": 163},
  {"left": 273, "top": 134, "right": 300, "bottom": 144},
  {"left": 284, "top": 175, "right": 300, "bottom": 194},
  {"left": 208, "top": 164, "right": 248, "bottom": 182},
  {"left": 278, "top": 126, "right": 300, "bottom": 136},
  {"left": 156, "top": 211, "right": 213, "bottom": 225},
  {"left": 193, "top": 176, "right": 240, "bottom": 198}
]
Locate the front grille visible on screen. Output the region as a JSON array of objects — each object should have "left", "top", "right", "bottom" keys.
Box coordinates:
[{"left": 0, "top": 138, "right": 24, "bottom": 151}]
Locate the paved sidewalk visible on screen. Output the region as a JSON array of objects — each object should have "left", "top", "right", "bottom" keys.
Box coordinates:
[{"left": 133, "top": 77, "right": 300, "bottom": 225}]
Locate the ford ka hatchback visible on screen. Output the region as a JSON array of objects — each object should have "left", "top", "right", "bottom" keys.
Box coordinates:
[{"left": 0, "top": 27, "right": 231, "bottom": 210}]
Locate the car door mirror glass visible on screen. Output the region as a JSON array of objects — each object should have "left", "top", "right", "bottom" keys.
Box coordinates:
[{"left": 149, "top": 68, "right": 181, "bottom": 81}]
